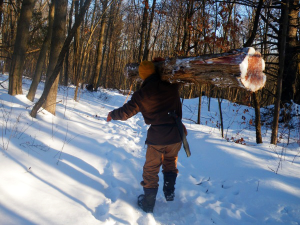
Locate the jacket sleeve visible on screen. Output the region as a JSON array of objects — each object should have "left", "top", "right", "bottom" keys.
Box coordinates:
[{"left": 110, "top": 92, "right": 140, "bottom": 121}]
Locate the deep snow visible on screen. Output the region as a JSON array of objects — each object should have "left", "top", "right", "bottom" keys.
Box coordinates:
[{"left": 0, "top": 74, "right": 300, "bottom": 225}]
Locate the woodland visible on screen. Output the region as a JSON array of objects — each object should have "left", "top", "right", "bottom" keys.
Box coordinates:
[{"left": 0, "top": 0, "right": 299, "bottom": 145}]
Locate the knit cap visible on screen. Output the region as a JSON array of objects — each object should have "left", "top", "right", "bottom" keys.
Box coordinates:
[{"left": 138, "top": 61, "right": 155, "bottom": 80}]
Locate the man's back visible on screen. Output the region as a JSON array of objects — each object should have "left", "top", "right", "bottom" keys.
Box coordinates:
[{"left": 134, "top": 74, "right": 182, "bottom": 145}]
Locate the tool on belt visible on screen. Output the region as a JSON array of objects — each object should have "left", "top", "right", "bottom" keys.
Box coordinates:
[{"left": 168, "top": 111, "right": 191, "bottom": 157}]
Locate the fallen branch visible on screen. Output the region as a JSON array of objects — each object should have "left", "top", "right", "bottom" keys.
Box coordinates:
[{"left": 125, "top": 47, "right": 266, "bottom": 92}]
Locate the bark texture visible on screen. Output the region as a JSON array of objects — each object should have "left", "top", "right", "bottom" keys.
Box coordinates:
[
  {"left": 27, "top": 0, "right": 54, "bottom": 101},
  {"left": 42, "top": 0, "right": 67, "bottom": 115},
  {"left": 281, "top": 0, "right": 300, "bottom": 103},
  {"left": 8, "top": 0, "right": 36, "bottom": 96},
  {"left": 252, "top": 92, "right": 263, "bottom": 143}
]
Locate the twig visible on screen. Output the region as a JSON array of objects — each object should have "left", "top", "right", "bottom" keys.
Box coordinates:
[
  {"left": 63, "top": 86, "right": 70, "bottom": 118},
  {"left": 37, "top": 100, "right": 62, "bottom": 114},
  {"left": 268, "top": 166, "right": 276, "bottom": 173},
  {"left": 56, "top": 123, "right": 69, "bottom": 165},
  {"left": 0, "top": 78, "right": 8, "bottom": 85},
  {"left": 292, "top": 151, "right": 300, "bottom": 163},
  {"left": 183, "top": 117, "right": 197, "bottom": 124}
]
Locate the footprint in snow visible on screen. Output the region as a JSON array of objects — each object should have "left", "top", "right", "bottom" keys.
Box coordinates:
[
  {"left": 103, "top": 180, "right": 120, "bottom": 203},
  {"left": 233, "top": 190, "right": 239, "bottom": 195},
  {"left": 94, "top": 199, "right": 111, "bottom": 221}
]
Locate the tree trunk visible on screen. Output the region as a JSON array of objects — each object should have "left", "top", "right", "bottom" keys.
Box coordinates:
[
  {"left": 41, "top": 0, "right": 67, "bottom": 115},
  {"left": 80, "top": 46, "right": 92, "bottom": 88},
  {"left": 252, "top": 92, "right": 263, "bottom": 143},
  {"left": 181, "top": 0, "right": 194, "bottom": 55},
  {"left": 96, "top": 2, "right": 113, "bottom": 89},
  {"left": 0, "top": 0, "right": 3, "bottom": 30},
  {"left": 62, "top": 1, "right": 74, "bottom": 87},
  {"left": 126, "top": 47, "right": 266, "bottom": 92},
  {"left": 8, "top": 0, "right": 36, "bottom": 96},
  {"left": 27, "top": 0, "right": 54, "bottom": 101},
  {"left": 73, "top": 0, "right": 81, "bottom": 101},
  {"left": 138, "top": 0, "right": 149, "bottom": 62},
  {"left": 63, "top": 47, "right": 69, "bottom": 86},
  {"left": 104, "top": 0, "right": 121, "bottom": 88},
  {"left": 30, "top": 0, "right": 92, "bottom": 118},
  {"left": 142, "top": 0, "right": 156, "bottom": 61},
  {"left": 242, "top": 0, "right": 264, "bottom": 144},
  {"left": 90, "top": 0, "right": 107, "bottom": 90},
  {"left": 218, "top": 95, "right": 224, "bottom": 138},
  {"left": 197, "top": 85, "right": 202, "bottom": 124},
  {"left": 281, "top": 0, "right": 300, "bottom": 104},
  {"left": 271, "top": 0, "right": 289, "bottom": 145}
]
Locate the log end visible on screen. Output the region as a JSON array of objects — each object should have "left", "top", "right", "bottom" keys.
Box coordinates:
[{"left": 239, "top": 48, "right": 266, "bottom": 92}]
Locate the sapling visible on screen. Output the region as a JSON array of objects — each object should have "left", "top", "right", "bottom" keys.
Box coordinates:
[{"left": 55, "top": 123, "right": 69, "bottom": 165}]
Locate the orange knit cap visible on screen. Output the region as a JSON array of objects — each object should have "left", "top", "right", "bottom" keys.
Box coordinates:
[{"left": 138, "top": 61, "right": 155, "bottom": 80}]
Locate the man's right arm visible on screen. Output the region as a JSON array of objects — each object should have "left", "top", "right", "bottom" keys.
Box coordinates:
[{"left": 108, "top": 92, "right": 141, "bottom": 121}]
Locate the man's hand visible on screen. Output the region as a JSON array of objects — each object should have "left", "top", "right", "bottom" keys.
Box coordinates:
[{"left": 107, "top": 112, "right": 112, "bottom": 122}]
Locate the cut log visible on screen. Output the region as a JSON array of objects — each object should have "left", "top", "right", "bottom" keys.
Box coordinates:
[{"left": 125, "top": 47, "right": 266, "bottom": 92}]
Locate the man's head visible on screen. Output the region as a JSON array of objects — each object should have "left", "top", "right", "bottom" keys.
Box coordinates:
[{"left": 138, "top": 61, "right": 155, "bottom": 80}]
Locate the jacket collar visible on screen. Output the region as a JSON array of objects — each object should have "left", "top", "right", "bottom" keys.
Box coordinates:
[{"left": 141, "top": 73, "right": 159, "bottom": 87}]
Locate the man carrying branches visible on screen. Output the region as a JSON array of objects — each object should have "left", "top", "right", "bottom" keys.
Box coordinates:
[{"left": 107, "top": 61, "right": 187, "bottom": 213}]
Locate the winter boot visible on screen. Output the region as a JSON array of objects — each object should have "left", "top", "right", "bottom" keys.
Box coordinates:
[
  {"left": 137, "top": 188, "right": 158, "bottom": 213},
  {"left": 163, "top": 172, "right": 177, "bottom": 201}
]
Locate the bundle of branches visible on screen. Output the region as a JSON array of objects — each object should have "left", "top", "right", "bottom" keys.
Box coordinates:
[{"left": 125, "top": 47, "right": 266, "bottom": 93}]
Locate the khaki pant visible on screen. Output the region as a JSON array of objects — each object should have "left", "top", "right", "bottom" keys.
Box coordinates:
[{"left": 141, "top": 142, "right": 182, "bottom": 188}]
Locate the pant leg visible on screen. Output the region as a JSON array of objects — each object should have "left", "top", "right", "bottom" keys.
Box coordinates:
[
  {"left": 142, "top": 144, "right": 166, "bottom": 189},
  {"left": 162, "top": 142, "right": 182, "bottom": 174}
]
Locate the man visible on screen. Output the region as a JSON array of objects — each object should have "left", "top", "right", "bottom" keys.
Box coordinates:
[{"left": 107, "top": 61, "right": 186, "bottom": 213}]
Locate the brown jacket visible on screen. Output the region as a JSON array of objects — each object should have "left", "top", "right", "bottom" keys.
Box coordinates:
[{"left": 111, "top": 74, "right": 182, "bottom": 145}]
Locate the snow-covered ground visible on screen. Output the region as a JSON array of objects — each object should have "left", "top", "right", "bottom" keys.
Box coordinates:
[{"left": 0, "top": 74, "right": 300, "bottom": 225}]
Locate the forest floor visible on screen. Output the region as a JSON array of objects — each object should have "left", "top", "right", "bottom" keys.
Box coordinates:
[{"left": 0, "top": 74, "right": 300, "bottom": 225}]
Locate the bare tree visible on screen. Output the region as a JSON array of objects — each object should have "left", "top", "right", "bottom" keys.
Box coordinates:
[
  {"left": 271, "top": 0, "right": 289, "bottom": 145},
  {"left": 73, "top": 0, "right": 81, "bottom": 101},
  {"left": 281, "top": 0, "right": 300, "bottom": 103},
  {"left": 30, "top": 0, "right": 92, "bottom": 118},
  {"left": 138, "top": 0, "right": 149, "bottom": 62},
  {"left": 90, "top": 0, "right": 108, "bottom": 90},
  {"left": 96, "top": 1, "right": 116, "bottom": 89},
  {"left": 27, "top": 0, "right": 54, "bottom": 102},
  {"left": 142, "top": 0, "right": 156, "bottom": 61},
  {"left": 61, "top": 1, "right": 74, "bottom": 87},
  {"left": 8, "top": 0, "right": 36, "bottom": 96},
  {"left": 41, "top": 0, "right": 67, "bottom": 115},
  {"left": 0, "top": 0, "right": 3, "bottom": 30},
  {"left": 243, "top": 0, "right": 264, "bottom": 144}
]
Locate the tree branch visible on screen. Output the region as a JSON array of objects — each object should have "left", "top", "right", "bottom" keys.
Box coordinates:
[{"left": 243, "top": 0, "right": 264, "bottom": 48}]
